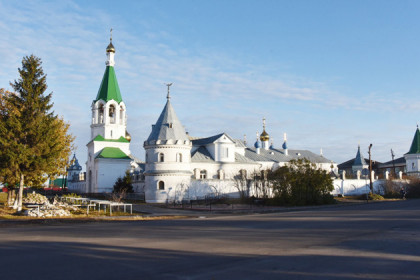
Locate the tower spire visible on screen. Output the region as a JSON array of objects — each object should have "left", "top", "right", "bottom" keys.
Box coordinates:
[
  {"left": 106, "top": 28, "right": 115, "bottom": 66},
  {"left": 165, "top": 83, "right": 173, "bottom": 100}
]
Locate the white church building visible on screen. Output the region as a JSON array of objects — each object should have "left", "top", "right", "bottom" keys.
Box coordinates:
[
  {"left": 68, "top": 37, "right": 347, "bottom": 202},
  {"left": 141, "top": 90, "right": 336, "bottom": 202}
]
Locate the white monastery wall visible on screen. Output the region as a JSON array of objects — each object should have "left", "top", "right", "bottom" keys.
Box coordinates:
[{"left": 331, "top": 179, "right": 384, "bottom": 196}]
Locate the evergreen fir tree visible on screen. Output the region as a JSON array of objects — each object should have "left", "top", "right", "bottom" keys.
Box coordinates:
[
  {"left": 0, "top": 55, "right": 74, "bottom": 211},
  {"left": 113, "top": 170, "right": 134, "bottom": 194}
]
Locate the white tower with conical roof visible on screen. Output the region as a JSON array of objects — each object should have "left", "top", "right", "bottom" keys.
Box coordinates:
[
  {"left": 90, "top": 34, "right": 127, "bottom": 141},
  {"left": 85, "top": 34, "right": 132, "bottom": 193},
  {"left": 143, "top": 84, "right": 192, "bottom": 203},
  {"left": 405, "top": 126, "right": 420, "bottom": 177}
]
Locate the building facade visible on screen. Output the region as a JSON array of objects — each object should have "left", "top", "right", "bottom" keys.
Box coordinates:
[{"left": 142, "top": 92, "right": 337, "bottom": 203}]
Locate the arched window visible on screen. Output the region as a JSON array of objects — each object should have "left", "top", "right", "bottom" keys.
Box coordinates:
[
  {"left": 119, "top": 106, "right": 124, "bottom": 125},
  {"left": 109, "top": 105, "right": 116, "bottom": 124},
  {"left": 158, "top": 181, "right": 165, "bottom": 190},
  {"left": 218, "top": 169, "right": 224, "bottom": 180},
  {"left": 177, "top": 153, "right": 183, "bottom": 162},
  {"left": 98, "top": 104, "right": 104, "bottom": 124},
  {"left": 240, "top": 169, "right": 247, "bottom": 180},
  {"left": 159, "top": 153, "right": 164, "bottom": 162},
  {"left": 200, "top": 170, "right": 207, "bottom": 179}
]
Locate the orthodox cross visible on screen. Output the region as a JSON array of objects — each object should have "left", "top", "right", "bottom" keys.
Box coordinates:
[
  {"left": 262, "top": 117, "right": 266, "bottom": 130},
  {"left": 110, "top": 28, "right": 113, "bottom": 42},
  {"left": 165, "top": 83, "right": 173, "bottom": 99}
]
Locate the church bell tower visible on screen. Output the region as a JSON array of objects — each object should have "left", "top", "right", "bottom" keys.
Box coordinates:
[{"left": 85, "top": 31, "right": 132, "bottom": 193}]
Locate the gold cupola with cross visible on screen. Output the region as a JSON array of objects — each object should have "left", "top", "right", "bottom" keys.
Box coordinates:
[{"left": 260, "top": 117, "right": 270, "bottom": 150}]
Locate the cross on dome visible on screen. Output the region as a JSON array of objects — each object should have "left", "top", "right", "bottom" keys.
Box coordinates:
[
  {"left": 260, "top": 117, "right": 270, "bottom": 142},
  {"left": 165, "top": 83, "right": 173, "bottom": 100},
  {"left": 106, "top": 28, "right": 115, "bottom": 53}
]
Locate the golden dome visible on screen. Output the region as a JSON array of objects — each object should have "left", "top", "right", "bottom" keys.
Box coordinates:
[
  {"left": 125, "top": 131, "right": 131, "bottom": 142},
  {"left": 106, "top": 42, "right": 115, "bottom": 53},
  {"left": 260, "top": 129, "right": 270, "bottom": 142}
]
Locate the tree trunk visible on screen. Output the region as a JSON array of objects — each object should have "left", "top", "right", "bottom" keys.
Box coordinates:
[
  {"left": 17, "top": 174, "right": 24, "bottom": 212},
  {"left": 7, "top": 188, "right": 16, "bottom": 207},
  {"left": 7, "top": 189, "right": 12, "bottom": 206}
]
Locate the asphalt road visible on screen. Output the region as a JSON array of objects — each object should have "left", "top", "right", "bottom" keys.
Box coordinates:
[{"left": 0, "top": 200, "right": 419, "bottom": 280}]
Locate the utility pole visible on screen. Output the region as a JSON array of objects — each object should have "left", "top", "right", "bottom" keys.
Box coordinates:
[
  {"left": 368, "top": 144, "right": 373, "bottom": 193},
  {"left": 391, "top": 149, "right": 396, "bottom": 179}
]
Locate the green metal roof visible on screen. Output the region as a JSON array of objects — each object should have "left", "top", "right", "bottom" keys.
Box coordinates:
[
  {"left": 49, "top": 178, "right": 67, "bottom": 187},
  {"left": 93, "top": 135, "right": 105, "bottom": 141},
  {"left": 95, "top": 66, "right": 123, "bottom": 103},
  {"left": 93, "top": 135, "right": 129, "bottom": 143},
  {"left": 96, "top": 147, "right": 130, "bottom": 159},
  {"left": 407, "top": 128, "right": 420, "bottom": 154}
]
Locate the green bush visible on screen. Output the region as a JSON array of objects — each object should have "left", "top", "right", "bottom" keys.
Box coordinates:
[{"left": 268, "top": 159, "right": 335, "bottom": 206}]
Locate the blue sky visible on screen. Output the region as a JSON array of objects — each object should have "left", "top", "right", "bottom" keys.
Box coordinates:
[{"left": 1, "top": 0, "right": 419, "bottom": 167}]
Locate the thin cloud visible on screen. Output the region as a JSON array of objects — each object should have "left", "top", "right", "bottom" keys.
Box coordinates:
[{"left": 1, "top": 1, "right": 418, "bottom": 166}]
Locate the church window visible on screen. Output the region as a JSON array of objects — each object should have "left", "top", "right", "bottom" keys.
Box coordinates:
[
  {"left": 200, "top": 170, "right": 207, "bottom": 179},
  {"left": 99, "top": 104, "right": 104, "bottom": 124},
  {"left": 177, "top": 153, "right": 183, "bottom": 162},
  {"left": 413, "top": 162, "right": 415, "bottom": 170},
  {"left": 169, "top": 123, "right": 173, "bottom": 128},
  {"left": 109, "top": 105, "right": 116, "bottom": 124},
  {"left": 158, "top": 181, "right": 165, "bottom": 190},
  {"left": 218, "top": 169, "right": 224, "bottom": 180},
  {"left": 159, "top": 153, "right": 164, "bottom": 162},
  {"left": 226, "top": 148, "right": 229, "bottom": 157},
  {"left": 240, "top": 169, "right": 247, "bottom": 180},
  {"left": 119, "top": 106, "right": 124, "bottom": 125}
]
